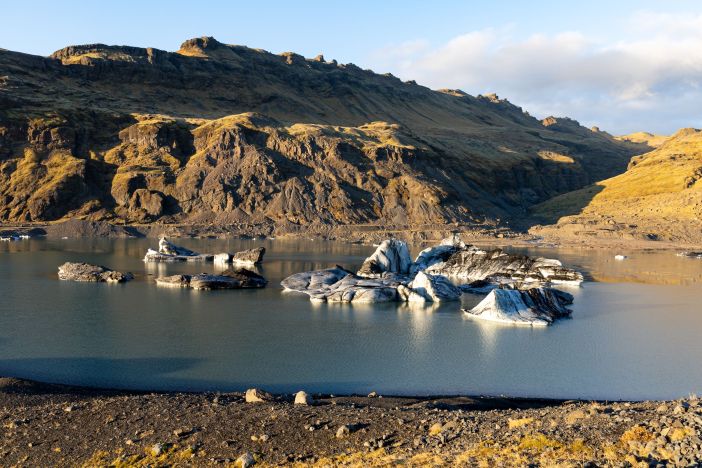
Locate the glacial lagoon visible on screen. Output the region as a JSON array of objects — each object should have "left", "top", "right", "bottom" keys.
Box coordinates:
[{"left": 1, "top": 238, "right": 701, "bottom": 400}]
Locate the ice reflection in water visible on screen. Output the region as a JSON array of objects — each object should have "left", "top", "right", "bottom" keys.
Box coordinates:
[{"left": 0, "top": 237, "right": 700, "bottom": 399}]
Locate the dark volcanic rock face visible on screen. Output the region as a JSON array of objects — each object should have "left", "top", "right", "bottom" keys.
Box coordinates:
[{"left": 0, "top": 37, "right": 645, "bottom": 228}]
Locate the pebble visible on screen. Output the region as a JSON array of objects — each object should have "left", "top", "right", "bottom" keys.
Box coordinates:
[
  {"left": 151, "top": 443, "right": 164, "bottom": 456},
  {"left": 174, "top": 427, "right": 193, "bottom": 438},
  {"left": 336, "top": 425, "right": 351, "bottom": 438},
  {"left": 235, "top": 451, "right": 256, "bottom": 467}
]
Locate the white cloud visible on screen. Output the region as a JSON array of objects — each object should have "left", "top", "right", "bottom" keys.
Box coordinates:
[{"left": 369, "top": 11, "right": 702, "bottom": 134}]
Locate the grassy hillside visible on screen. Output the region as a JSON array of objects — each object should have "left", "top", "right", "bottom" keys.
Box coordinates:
[{"left": 532, "top": 129, "right": 702, "bottom": 242}]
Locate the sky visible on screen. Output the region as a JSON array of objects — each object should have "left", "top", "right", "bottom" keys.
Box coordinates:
[{"left": 1, "top": 0, "right": 701, "bottom": 134}]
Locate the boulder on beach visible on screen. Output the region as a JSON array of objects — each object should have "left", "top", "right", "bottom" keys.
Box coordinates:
[
  {"left": 464, "top": 287, "right": 573, "bottom": 326},
  {"left": 245, "top": 388, "right": 273, "bottom": 403},
  {"left": 58, "top": 262, "right": 134, "bottom": 283},
  {"left": 294, "top": 390, "right": 313, "bottom": 405},
  {"left": 357, "top": 239, "right": 412, "bottom": 278}
]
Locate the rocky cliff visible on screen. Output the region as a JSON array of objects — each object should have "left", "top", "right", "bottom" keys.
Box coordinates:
[{"left": 0, "top": 37, "right": 644, "bottom": 230}]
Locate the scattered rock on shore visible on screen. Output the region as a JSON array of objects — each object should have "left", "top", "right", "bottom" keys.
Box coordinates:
[
  {"left": 245, "top": 388, "right": 273, "bottom": 403},
  {"left": 57, "top": 262, "right": 134, "bottom": 283},
  {"left": 235, "top": 452, "right": 255, "bottom": 467},
  {"left": 294, "top": 391, "right": 312, "bottom": 405}
]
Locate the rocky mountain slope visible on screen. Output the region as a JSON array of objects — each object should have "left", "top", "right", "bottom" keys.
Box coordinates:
[
  {"left": 0, "top": 37, "right": 644, "bottom": 231},
  {"left": 531, "top": 128, "right": 702, "bottom": 242}
]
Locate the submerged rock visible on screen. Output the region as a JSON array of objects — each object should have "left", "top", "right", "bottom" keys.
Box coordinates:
[
  {"left": 156, "top": 268, "right": 267, "bottom": 290},
  {"left": 233, "top": 247, "right": 266, "bottom": 265},
  {"left": 357, "top": 239, "right": 412, "bottom": 277},
  {"left": 221, "top": 267, "right": 268, "bottom": 288},
  {"left": 464, "top": 287, "right": 573, "bottom": 326},
  {"left": 58, "top": 262, "right": 134, "bottom": 283}
]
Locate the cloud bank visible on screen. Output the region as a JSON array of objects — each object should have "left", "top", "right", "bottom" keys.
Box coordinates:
[{"left": 370, "top": 11, "right": 702, "bottom": 134}]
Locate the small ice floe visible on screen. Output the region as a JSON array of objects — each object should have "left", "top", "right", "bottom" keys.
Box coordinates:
[
  {"left": 677, "top": 251, "right": 702, "bottom": 258},
  {"left": 614, "top": 255, "right": 627, "bottom": 260},
  {"left": 463, "top": 287, "right": 573, "bottom": 326}
]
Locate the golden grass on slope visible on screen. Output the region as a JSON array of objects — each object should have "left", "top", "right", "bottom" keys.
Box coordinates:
[
  {"left": 615, "top": 132, "right": 669, "bottom": 148},
  {"left": 532, "top": 129, "right": 702, "bottom": 223}
]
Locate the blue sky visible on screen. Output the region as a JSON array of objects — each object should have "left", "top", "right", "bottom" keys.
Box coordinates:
[{"left": 2, "top": 0, "right": 701, "bottom": 134}]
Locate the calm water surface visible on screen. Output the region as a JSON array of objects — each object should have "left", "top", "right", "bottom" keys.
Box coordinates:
[{"left": 1, "top": 238, "right": 701, "bottom": 400}]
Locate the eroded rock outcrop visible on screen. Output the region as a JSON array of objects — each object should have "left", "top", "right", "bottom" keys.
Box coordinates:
[
  {"left": 464, "top": 287, "right": 573, "bottom": 326},
  {"left": 58, "top": 262, "right": 134, "bottom": 283}
]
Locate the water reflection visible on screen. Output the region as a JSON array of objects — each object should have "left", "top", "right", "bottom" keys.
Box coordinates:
[{"left": 0, "top": 238, "right": 701, "bottom": 399}]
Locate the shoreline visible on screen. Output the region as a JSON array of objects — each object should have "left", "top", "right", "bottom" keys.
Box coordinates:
[
  {"left": 2, "top": 219, "right": 702, "bottom": 252},
  {"left": 1, "top": 376, "right": 699, "bottom": 466}
]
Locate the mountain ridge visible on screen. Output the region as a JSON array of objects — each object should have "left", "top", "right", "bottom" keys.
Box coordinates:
[{"left": 0, "top": 36, "right": 645, "bottom": 231}]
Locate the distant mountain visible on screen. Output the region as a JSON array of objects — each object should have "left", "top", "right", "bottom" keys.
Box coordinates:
[
  {"left": 532, "top": 128, "right": 702, "bottom": 242},
  {"left": 615, "top": 132, "right": 669, "bottom": 149},
  {"left": 0, "top": 37, "right": 643, "bottom": 231}
]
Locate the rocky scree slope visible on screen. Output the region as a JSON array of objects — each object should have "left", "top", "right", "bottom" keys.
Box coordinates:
[{"left": 0, "top": 37, "right": 643, "bottom": 229}]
